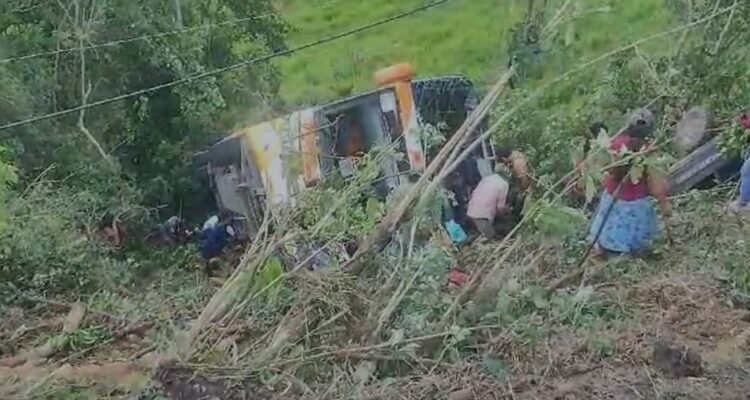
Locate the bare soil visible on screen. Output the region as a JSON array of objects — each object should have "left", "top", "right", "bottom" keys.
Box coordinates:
[{"left": 1, "top": 266, "right": 748, "bottom": 400}]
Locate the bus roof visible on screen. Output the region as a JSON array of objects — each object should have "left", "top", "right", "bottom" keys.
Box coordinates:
[
  {"left": 320, "top": 75, "right": 474, "bottom": 110},
  {"left": 195, "top": 75, "right": 476, "bottom": 166}
]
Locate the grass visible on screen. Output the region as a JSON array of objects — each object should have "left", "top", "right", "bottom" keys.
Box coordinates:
[
  {"left": 273, "top": 0, "right": 525, "bottom": 106},
  {"left": 274, "top": 0, "right": 677, "bottom": 108},
  {"left": 6, "top": 3, "right": 750, "bottom": 397},
  {"left": 6, "top": 180, "right": 750, "bottom": 400}
]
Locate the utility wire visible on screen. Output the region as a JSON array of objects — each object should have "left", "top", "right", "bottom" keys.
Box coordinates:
[
  {"left": 0, "top": 0, "right": 451, "bottom": 132},
  {"left": 1, "top": 0, "right": 350, "bottom": 64},
  {"left": 0, "top": 14, "right": 278, "bottom": 64}
]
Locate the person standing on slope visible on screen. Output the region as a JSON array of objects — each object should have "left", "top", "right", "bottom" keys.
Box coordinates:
[{"left": 588, "top": 109, "right": 671, "bottom": 257}]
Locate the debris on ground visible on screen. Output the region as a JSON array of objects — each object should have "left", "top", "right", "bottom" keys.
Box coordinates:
[{"left": 652, "top": 339, "right": 704, "bottom": 378}]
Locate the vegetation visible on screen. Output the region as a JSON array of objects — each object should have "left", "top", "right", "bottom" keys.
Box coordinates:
[
  {"left": 275, "top": 0, "right": 674, "bottom": 106},
  {"left": 1, "top": 0, "right": 750, "bottom": 399},
  {"left": 0, "top": 0, "right": 287, "bottom": 298}
]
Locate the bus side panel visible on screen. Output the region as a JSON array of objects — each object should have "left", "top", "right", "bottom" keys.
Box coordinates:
[
  {"left": 211, "top": 165, "right": 246, "bottom": 216},
  {"left": 280, "top": 111, "right": 306, "bottom": 203},
  {"left": 300, "top": 108, "right": 322, "bottom": 186},
  {"left": 393, "top": 82, "right": 426, "bottom": 172},
  {"left": 244, "top": 121, "right": 290, "bottom": 208}
]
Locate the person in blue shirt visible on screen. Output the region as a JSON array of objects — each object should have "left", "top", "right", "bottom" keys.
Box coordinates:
[
  {"left": 729, "top": 113, "right": 750, "bottom": 213},
  {"left": 199, "top": 213, "right": 235, "bottom": 274}
]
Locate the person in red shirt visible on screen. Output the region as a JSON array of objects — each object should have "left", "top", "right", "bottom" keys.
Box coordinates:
[{"left": 587, "top": 109, "right": 671, "bottom": 257}]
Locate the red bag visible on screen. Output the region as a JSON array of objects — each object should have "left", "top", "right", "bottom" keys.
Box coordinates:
[{"left": 448, "top": 270, "right": 470, "bottom": 287}]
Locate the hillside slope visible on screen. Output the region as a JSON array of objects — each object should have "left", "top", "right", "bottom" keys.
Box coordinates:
[{"left": 274, "top": 0, "right": 675, "bottom": 107}]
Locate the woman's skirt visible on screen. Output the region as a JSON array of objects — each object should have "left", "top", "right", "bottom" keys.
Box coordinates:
[{"left": 587, "top": 191, "right": 659, "bottom": 254}]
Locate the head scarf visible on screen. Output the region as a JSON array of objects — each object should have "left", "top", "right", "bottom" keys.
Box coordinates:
[{"left": 624, "top": 108, "right": 655, "bottom": 138}]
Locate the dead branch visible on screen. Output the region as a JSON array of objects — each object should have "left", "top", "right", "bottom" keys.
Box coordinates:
[
  {"left": 363, "top": 217, "right": 423, "bottom": 345},
  {"left": 343, "top": 67, "right": 516, "bottom": 274},
  {"left": 545, "top": 267, "right": 586, "bottom": 293},
  {"left": 712, "top": 0, "right": 738, "bottom": 55},
  {"left": 15, "top": 294, "right": 129, "bottom": 326},
  {"left": 1, "top": 302, "right": 87, "bottom": 368},
  {"left": 254, "top": 306, "right": 309, "bottom": 364},
  {"left": 270, "top": 323, "right": 505, "bottom": 368},
  {"left": 1, "top": 317, "right": 65, "bottom": 342},
  {"left": 336, "top": 352, "right": 448, "bottom": 368},
  {"left": 114, "top": 321, "right": 155, "bottom": 339},
  {"left": 62, "top": 302, "right": 86, "bottom": 333}
]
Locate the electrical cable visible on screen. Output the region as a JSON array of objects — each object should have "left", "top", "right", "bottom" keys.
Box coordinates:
[
  {"left": 0, "top": 0, "right": 451, "bottom": 132},
  {"left": 0, "top": 14, "right": 279, "bottom": 64}
]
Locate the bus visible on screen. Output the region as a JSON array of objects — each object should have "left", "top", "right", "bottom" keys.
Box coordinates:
[{"left": 195, "top": 64, "right": 496, "bottom": 234}]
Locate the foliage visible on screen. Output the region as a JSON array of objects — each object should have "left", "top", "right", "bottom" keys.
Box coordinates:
[
  {"left": 252, "top": 256, "right": 285, "bottom": 302},
  {"left": 392, "top": 242, "right": 454, "bottom": 337},
  {"left": 46, "top": 326, "right": 112, "bottom": 354},
  {"left": 717, "top": 238, "right": 750, "bottom": 301},
  {"left": 485, "top": 282, "right": 630, "bottom": 337},
  {"left": 718, "top": 119, "right": 750, "bottom": 159},
  {"left": 0, "top": 174, "right": 198, "bottom": 303},
  {"left": 0, "top": 0, "right": 291, "bottom": 303},
  {"left": 292, "top": 149, "right": 386, "bottom": 242},
  {"left": 0, "top": 0, "right": 288, "bottom": 215},
  {"left": 493, "top": 0, "right": 749, "bottom": 192},
  {"left": 527, "top": 199, "right": 586, "bottom": 242},
  {"left": 0, "top": 147, "right": 18, "bottom": 231},
  {"left": 493, "top": 0, "right": 681, "bottom": 176},
  {"left": 0, "top": 181, "right": 129, "bottom": 301}
]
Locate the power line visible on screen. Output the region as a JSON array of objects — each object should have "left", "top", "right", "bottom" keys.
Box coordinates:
[
  {"left": 0, "top": 0, "right": 451, "bottom": 132},
  {"left": 0, "top": 14, "right": 278, "bottom": 64}
]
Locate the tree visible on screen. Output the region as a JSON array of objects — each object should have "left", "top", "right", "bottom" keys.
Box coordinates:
[{"left": 0, "top": 0, "right": 288, "bottom": 215}]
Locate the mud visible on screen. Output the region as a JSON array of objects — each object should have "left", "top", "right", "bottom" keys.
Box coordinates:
[{"left": 153, "top": 361, "right": 276, "bottom": 400}]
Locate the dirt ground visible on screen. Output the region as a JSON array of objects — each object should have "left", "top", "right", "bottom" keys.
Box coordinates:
[
  {"left": 436, "top": 272, "right": 750, "bottom": 400},
  {"left": 1, "top": 266, "right": 748, "bottom": 400},
  {"left": 147, "top": 271, "right": 750, "bottom": 400}
]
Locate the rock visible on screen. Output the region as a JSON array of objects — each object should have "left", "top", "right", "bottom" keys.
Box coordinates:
[
  {"left": 652, "top": 340, "right": 704, "bottom": 378},
  {"left": 675, "top": 106, "right": 711, "bottom": 155},
  {"left": 63, "top": 302, "right": 87, "bottom": 333}
]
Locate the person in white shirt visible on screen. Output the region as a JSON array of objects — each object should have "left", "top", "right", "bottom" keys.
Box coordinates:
[{"left": 466, "top": 174, "right": 510, "bottom": 239}]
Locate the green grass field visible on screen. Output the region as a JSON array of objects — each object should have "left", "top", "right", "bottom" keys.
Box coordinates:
[{"left": 275, "top": 0, "right": 677, "bottom": 107}]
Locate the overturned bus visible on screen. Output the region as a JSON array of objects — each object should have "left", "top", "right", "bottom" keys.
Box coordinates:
[{"left": 195, "top": 64, "right": 496, "bottom": 233}]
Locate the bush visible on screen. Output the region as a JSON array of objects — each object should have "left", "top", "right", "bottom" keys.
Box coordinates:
[{"left": 0, "top": 182, "right": 131, "bottom": 302}]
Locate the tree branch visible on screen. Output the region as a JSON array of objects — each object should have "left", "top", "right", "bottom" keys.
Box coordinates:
[
  {"left": 342, "top": 67, "right": 516, "bottom": 274},
  {"left": 712, "top": 0, "right": 738, "bottom": 55},
  {"left": 74, "top": 0, "right": 111, "bottom": 163}
]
